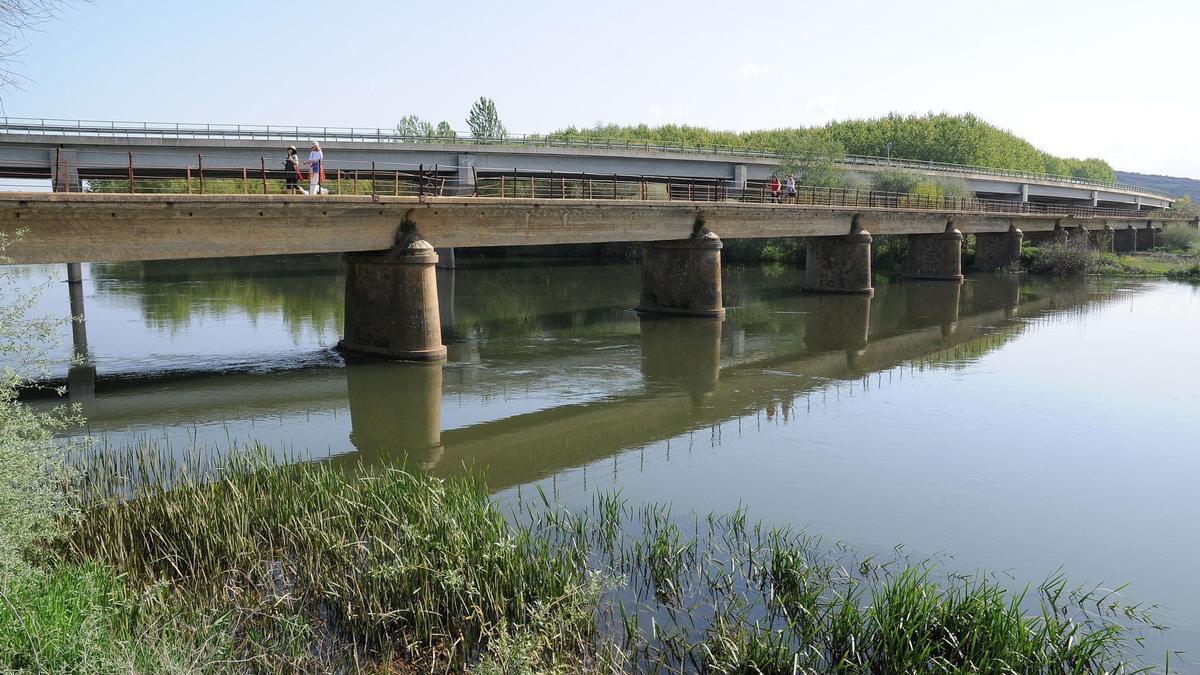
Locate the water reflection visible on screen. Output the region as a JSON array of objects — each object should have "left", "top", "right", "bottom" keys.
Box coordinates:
[
  {"left": 901, "top": 280, "right": 962, "bottom": 337},
  {"left": 67, "top": 275, "right": 97, "bottom": 414},
  {"left": 345, "top": 360, "right": 443, "bottom": 468},
  {"left": 639, "top": 316, "right": 722, "bottom": 401}
]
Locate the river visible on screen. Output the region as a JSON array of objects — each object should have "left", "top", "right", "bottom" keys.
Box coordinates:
[{"left": 13, "top": 255, "right": 1200, "bottom": 664}]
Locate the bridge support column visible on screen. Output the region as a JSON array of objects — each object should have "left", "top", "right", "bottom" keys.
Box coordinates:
[
  {"left": 637, "top": 231, "right": 724, "bottom": 318},
  {"left": 1136, "top": 225, "right": 1156, "bottom": 251},
  {"left": 904, "top": 222, "right": 963, "bottom": 281},
  {"left": 804, "top": 219, "right": 873, "bottom": 294},
  {"left": 339, "top": 236, "right": 447, "bottom": 362},
  {"left": 1114, "top": 225, "right": 1138, "bottom": 252},
  {"left": 972, "top": 227, "right": 1023, "bottom": 271},
  {"left": 1088, "top": 226, "right": 1115, "bottom": 253},
  {"left": 1053, "top": 225, "right": 1070, "bottom": 245}
]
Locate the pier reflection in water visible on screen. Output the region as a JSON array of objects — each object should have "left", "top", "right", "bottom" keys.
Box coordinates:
[{"left": 22, "top": 256, "right": 1200, "bottom": 658}]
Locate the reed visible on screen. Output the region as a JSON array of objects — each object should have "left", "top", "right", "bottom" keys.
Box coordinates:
[{"left": 58, "top": 445, "right": 1163, "bottom": 673}]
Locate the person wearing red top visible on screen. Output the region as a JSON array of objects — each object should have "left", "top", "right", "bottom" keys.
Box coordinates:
[{"left": 769, "top": 176, "right": 781, "bottom": 203}]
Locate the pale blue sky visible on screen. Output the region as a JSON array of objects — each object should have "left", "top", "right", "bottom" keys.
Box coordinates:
[{"left": 7, "top": 0, "right": 1199, "bottom": 176}]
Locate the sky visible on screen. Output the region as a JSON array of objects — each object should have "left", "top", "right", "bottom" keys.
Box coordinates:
[{"left": 5, "top": 0, "right": 1199, "bottom": 177}]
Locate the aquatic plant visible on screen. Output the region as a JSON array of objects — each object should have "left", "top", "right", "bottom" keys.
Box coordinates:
[{"left": 62, "top": 447, "right": 1164, "bottom": 673}]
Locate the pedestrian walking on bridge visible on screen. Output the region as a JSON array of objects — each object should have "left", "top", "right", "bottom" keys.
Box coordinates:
[
  {"left": 307, "top": 141, "right": 325, "bottom": 195},
  {"left": 284, "top": 146, "right": 302, "bottom": 194}
]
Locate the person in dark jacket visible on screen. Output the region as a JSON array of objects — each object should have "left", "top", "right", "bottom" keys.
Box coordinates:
[{"left": 284, "top": 146, "right": 301, "bottom": 193}]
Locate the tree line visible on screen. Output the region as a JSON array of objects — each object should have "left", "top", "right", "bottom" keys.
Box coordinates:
[{"left": 539, "top": 113, "right": 1117, "bottom": 183}]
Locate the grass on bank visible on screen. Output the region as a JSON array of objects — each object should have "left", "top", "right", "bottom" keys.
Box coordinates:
[{"left": 1, "top": 448, "right": 1156, "bottom": 673}]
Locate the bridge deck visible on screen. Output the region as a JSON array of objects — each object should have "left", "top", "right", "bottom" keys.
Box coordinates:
[{"left": 0, "top": 192, "right": 1182, "bottom": 265}]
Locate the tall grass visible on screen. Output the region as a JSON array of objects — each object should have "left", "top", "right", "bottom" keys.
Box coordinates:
[{"left": 60, "top": 447, "right": 1164, "bottom": 673}]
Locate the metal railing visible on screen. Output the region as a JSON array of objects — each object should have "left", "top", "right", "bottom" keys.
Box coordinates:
[
  {"left": 12, "top": 150, "right": 1175, "bottom": 221},
  {"left": 0, "top": 116, "right": 1176, "bottom": 200}
]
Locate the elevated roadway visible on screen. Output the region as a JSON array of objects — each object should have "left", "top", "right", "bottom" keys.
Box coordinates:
[{"left": 0, "top": 118, "right": 1176, "bottom": 210}]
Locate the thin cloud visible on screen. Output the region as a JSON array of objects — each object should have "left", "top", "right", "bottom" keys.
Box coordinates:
[{"left": 733, "top": 63, "right": 773, "bottom": 80}]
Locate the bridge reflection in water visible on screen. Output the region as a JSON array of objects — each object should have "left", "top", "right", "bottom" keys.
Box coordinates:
[
  {"left": 60, "top": 261, "right": 1108, "bottom": 494},
  {"left": 324, "top": 274, "right": 1090, "bottom": 489}
]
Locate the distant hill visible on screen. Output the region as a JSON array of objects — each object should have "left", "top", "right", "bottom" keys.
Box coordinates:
[{"left": 1116, "top": 171, "right": 1200, "bottom": 201}]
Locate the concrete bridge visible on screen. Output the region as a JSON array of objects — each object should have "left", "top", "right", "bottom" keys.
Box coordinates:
[
  {"left": 0, "top": 117, "right": 1177, "bottom": 210},
  {"left": 0, "top": 187, "right": 1185, "bottom": 363}
]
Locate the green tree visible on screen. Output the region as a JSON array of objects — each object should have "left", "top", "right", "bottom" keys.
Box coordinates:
[
  {"left": 396, "top": 114, "right": 436, "bottom": 139},
  {"left": 433, "top": 121, "right": 457, "bottom": 141},
  {"left": 467, "top": 97, "right": 507, "bottom": 141},
  {"left": 776, "top": 133, "right": 845, "bottom": 188},
  {"left": 1170, "top": 194, "right": 1198, "bottom": 218},
  {"left": 396, "top": 116, "right": 457, "bottom": 142}
]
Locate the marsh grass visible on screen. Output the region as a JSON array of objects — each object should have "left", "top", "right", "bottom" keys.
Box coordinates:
[{"left": 65, "top": 447, "right": 1165, "bottom": 673}]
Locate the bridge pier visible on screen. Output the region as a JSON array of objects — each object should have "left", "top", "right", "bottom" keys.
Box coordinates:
[
  {"left": 636, "top": 231, "right": 724, "bottom": 318},
  {"left": 803, "top": 219, "right": 873, "bottom": 294},
  {"left": 338, "top": 235, "right": 447, "bottom": 362},
  {"left": 1136, "top": 224, "right": 1156, "bottom": 251},
  {"left": 904, "top": 222, "right": 963, "bottom": 281},
  {"left": 972, "top": 227, "right": 1023, "bottom": 271},
  {"left": 1114, "top": 225, "right": 1138, "bottom": 252}
]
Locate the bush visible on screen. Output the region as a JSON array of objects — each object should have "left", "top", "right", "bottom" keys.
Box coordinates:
[
  {"left": 1023, "top": 241, "right": 1097, "bottom": 276},
  {"left": 1158, "top": 225, "right": 1199, "bottom": 253}
]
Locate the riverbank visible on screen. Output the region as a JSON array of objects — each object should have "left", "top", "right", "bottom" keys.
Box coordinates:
[
  {"left": 1, "top": 449, "right": 1164, "bottom": 673},
  {"left": 1095, "top": 251, "right": 1200, "bottom": 281}
]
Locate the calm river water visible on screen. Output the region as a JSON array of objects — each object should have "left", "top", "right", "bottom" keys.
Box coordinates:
[{"left": 15, "top": 255, "right": 1200, "bottom": 663}]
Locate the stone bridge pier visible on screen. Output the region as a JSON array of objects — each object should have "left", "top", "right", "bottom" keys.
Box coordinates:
[
  {"left": 973, "top": 227, "right": 1023, "bottom": 271},
  {"left": 804, "top": 217, "right": 874, "bottom": 294},
  {"left": 636, "top": 230, "right": 725, "bottom": 318},
  {"left": 1113, "top": 225, "right": 1139, "bottom": 252},
  {"left": 1136, "top": 223, "right": 1157, "bottom": 250},
  {"left": 905, "top": 221, "right": 964, "bottom": 281},
  {"left": 339, "top": 233, "right": 447, "bottom": 362}
]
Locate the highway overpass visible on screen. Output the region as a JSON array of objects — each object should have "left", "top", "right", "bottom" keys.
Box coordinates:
[{"left": 0, "top": 117, "right": 1176, "bottom": 210}]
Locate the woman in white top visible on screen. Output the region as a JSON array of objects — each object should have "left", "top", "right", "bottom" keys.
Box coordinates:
[{"left": 307, "top": 141, "right": 324, "bottom": 195}]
